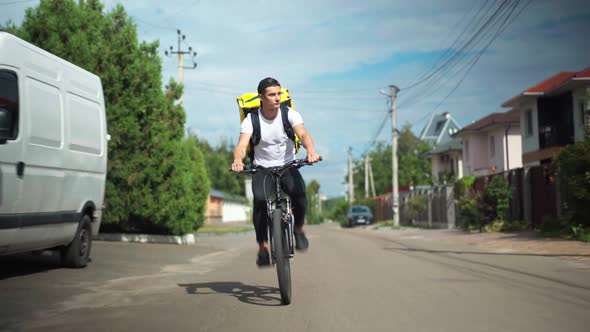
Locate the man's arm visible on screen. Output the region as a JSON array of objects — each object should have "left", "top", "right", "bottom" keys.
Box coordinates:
[
  {"left": 293, "top": 124, "right": 320, "bottom": 163},
  {"left": 232, "top": 132, "right": 252, "bottom": 172}
]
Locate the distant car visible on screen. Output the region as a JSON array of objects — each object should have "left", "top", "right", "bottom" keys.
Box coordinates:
[{"left": 346, "top": 205, "right": 373, "bottom": 227}]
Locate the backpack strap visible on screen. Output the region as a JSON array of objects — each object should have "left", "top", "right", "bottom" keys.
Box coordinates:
[
  {"left": 280, "top": 103, "right": 301, "bottom": 153},
  {"left": 248, "top": 108, "right": 261, "bottom": 162},
  {"left": 281, "top": 103, "right": 295, "bottom": 141}
]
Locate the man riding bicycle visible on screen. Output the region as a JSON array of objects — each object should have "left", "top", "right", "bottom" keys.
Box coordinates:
[{"left": 231, "top": 77, "right": 320, "bottom": 267}]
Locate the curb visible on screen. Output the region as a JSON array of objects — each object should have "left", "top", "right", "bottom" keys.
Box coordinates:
[{"left": 94, "top": 230, "right": 254, "bottom": 245}]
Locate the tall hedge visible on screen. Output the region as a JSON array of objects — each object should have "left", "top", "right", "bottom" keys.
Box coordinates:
[{"left": 8, "top": 0, "right": 208, "bottom": 234}]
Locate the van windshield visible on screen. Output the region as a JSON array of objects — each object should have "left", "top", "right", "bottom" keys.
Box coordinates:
[
  {"left": 0, "top": 70, "right": 19, "bottom": 141},
  {"left": 351, "top": 206, "right": 369, "bottom": 213}
]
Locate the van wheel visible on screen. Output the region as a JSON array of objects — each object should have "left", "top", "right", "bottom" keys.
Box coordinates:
[{"left": 61, "top": 214, "right": 92, "bottom": 268}]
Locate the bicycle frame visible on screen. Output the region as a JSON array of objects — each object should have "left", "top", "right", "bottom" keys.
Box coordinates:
[{"left": 266, "top": 169, "right": 295, "bottom": 262}]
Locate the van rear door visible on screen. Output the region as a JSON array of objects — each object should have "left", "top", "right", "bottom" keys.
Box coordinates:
[{"left": 0, "top": 68, "right": 24, "bottom": 252}]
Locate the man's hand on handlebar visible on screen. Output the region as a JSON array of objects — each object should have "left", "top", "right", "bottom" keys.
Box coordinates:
[
  {"left": 231, "top": 160, "right": 245, "bottom": 173},
  {"left": 306, "top": 150, "right": 321, "bottom": 163}
]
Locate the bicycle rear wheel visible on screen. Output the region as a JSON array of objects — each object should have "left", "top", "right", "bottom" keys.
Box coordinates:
[{"left": 271, "top": 208, "right": 291, "bottom": 305}]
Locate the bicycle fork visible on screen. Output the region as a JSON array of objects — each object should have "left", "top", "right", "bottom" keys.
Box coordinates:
[
  {"left": 267, "top": 198, "right": 295, "bottom": 263},
  {"left": 284, "top": 197, "right": 295, "bottom": 258}
]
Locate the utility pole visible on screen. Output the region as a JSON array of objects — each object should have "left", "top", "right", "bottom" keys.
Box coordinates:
[
  {"left": 381, "top": 85, "right": 400, "bottom": 226},
  {"left": 348, "top": 147, "right": 354, "bottom": 204},
  {"left": 165, "top": 29, "right": 198, "bottom": 104},
  {"left": 365, "top": 155, "right": 369, "bottom": 198},
  {"left": 368, "top": 156, "right": 376, "bottom": 197},
  {"left": 390, "top": 85, "right": 400, "bottom": 226}
]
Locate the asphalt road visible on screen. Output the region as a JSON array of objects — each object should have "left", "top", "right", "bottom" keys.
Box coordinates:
[{"left": 1, "top": 224, "right": 590, "bottom": 332}]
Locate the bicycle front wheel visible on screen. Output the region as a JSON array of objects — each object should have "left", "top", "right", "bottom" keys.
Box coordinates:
[{"left": 271, "top": 208, "right": 291, "bottom": 305}]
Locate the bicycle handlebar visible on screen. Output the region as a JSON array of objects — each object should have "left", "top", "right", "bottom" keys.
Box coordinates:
[{"left": 231, "top": 156, "right": 322, "bottom": 174}]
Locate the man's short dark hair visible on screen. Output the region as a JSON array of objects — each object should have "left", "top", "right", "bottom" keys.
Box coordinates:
[{"left": 257, "top": 77, "right": 281, "bottom": 95}]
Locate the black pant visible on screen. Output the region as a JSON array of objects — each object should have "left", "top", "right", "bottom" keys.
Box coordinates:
[{"left": 251, "top": 167, "right": 306, "bottom": 244}]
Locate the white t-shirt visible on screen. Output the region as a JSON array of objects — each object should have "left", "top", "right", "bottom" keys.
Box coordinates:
[{"left": 240, "top": 108, "right": 304, "bottom": 167}]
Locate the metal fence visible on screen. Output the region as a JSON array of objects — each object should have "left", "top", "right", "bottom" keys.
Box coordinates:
[
  {"left": 369, "top": 164, "right": 558, "bottom": 229},
  {"left": 371, "top": 186, "right": 456, "bottom": 229}
]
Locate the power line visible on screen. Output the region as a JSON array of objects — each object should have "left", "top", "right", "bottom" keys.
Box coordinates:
[
  {"left": 408, "top": 0, "right": 492, "bottom": 86},
  {"left": 398, "top": 1, "right": 531, "bottom": 138},
  {"left": 133, "top": 17, "right": 175, "bottom": 31},
  {"left": 396, "top": 0, "right": 521, "bottom": 111},
  {"left": 400, "top": 0, "right": 511, "bottom": 91},
  {"left": 394, "top": 1, "right": 502, "bottom": 109},
  {"left": 0, "top": 0, "right": 36, "bottom": 6},
  {"left": 363, "top": 110, "right": 391, "bottom": 155},
  {"left": 430, "top": 0, "right": 528, "bottom": 113},
  {"left": 398, "top": 2, "right": 495, "bottom": 105},
  {"left": 361, "top": 96, "right": 394, "bottom": 155},
  {"left": 163, "top": 0, "right": 202, "bottom": 25}
]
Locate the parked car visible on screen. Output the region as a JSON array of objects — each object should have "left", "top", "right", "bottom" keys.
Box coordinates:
[
  {"left": 346, "top": 205, "right": 373, "bottom": 227},
  {"left": 0, "top": 32, "right": 109, "bottom": 268}
]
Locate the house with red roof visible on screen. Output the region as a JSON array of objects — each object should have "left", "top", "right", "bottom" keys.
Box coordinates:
[
  {"left": 498, "top": 67, "right": 589, "bottom": 226},
  {"left": 502, "top": 67, "right": 590, "bottom": 167}
]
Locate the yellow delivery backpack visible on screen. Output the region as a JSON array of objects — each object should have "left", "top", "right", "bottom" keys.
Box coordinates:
[{"left": 236, "top": 87, "right": 301, "bottom": 163}]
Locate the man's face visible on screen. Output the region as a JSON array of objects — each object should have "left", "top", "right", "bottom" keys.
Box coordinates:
[{"left": 260, "top": 85, "right": 281, "bottom": 110}]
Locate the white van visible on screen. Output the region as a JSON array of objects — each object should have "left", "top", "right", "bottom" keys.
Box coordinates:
[{"left": 0, "top": 32, "right": 108, "bottom": 268}]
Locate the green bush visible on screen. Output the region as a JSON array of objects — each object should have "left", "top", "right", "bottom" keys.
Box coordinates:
[
  {"left": 484, "top": 175, "right": 511, "bottom": 222},
  {"left": 482, "top": 219, "right": 504, "bottom": 233},
  {"left": 455, "top": 176, "right": 476, "bottom": 198},
  {"left": 404, "top": 195, "right": 427, "bottom": 223},
  {"left": 455, "top": 176, "right": 480, "bottom": 230},
  {"left": 329, "top": 199, "right": 350, "bottom": 227},
  {"left": 554, "top": 140, "right": 590, "bottom": 227},
  {"left": 457, "top": 194, "right": 480, "bottom": 231},
  {"left": 483, "top": 219, "right": 528, "bottom": 233}
]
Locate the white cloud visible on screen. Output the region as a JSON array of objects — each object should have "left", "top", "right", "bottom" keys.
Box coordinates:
[{"left": 2, "top": 0, "right": 589, "bottom": 197}]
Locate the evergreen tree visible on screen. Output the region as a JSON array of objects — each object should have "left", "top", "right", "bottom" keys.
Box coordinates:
[
  {"left": 306, "top": 180, "right": 321, "bottom": 224},
  {"left": 190, "top": 133, "right": 245, "bottom": 196},
  {"left": 9, "top": 0, "right": 209, "bottom": 234}
]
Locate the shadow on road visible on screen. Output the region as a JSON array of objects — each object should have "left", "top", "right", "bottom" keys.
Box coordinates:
[
  {"left": 0, "top": 253, "right": 62, "bottom": 280},
  {"left": 384, "top": 242, "right": 590, "bottom": 293},
  {"left": 178, "top": 281, "right": 282, "bottom": 306},
  {"left": 387, "top": 247, "right": 590, "bottom": 258}
]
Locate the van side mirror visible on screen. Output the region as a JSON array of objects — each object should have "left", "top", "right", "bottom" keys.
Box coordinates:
[{"left": 0, "top": 107, "right": 13, "bottom": 144}]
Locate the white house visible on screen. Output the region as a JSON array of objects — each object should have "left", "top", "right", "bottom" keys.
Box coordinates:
[
  {"left": 499, "top": 67, "right": 589, "bottom": 226},
  {"left": 419, "top": 112, "right": 462, "bottom": 146},
  {"left": 428, "top": 139, "right": 463, "bottom": 183},
  {"left": 421, "top": 112, "right": 463, "bottom": 183},
  {"left": 501, "top": 67, "right": 589, "bottom": 167},
  {"left": 453, "top": 111, "right": 522, "bottom": 177},
  {"left": 205, "top": 189, "right": 250, "bottom": 224}
]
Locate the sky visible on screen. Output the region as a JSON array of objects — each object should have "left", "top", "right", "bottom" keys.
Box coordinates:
[{"left": 1, "top": 0, "right": 589, "bottom": 198}]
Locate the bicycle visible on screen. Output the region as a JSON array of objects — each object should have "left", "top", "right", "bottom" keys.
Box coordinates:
[{"left": 235, "top": 157, "right": 321, "bottom": 305}]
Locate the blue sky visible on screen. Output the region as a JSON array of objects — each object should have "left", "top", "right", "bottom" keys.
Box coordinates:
[{"left": 2, "top": 0, "right": 589, "bottom": 198}]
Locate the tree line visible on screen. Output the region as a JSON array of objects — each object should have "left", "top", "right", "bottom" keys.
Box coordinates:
[
  {"left": 3, "top": 0, "right": 325, "bottom": 234},
  {"left": 4, "top": 0, "right": 212, "bottom": 235},
  {"left": 324, "top": 124, "right": 433, "bottom": 223}
]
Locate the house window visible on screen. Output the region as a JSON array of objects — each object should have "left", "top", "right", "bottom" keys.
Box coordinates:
[
  {"left": 580, "top": 101, "right": 587, "bottom": 128},
  {"left": 434, "top": 121, "right": 445, "bottom": 135},
  {"left": 525, "top": 109, "right": 533, "bottom": 136},
  {"left": 0, "top": 70, "right": 19, "bottom": 141},
  {"left": 490, "top": 135, "right": 495, "bottom": 158},
  {"left": 464, "top": 140, "right": 469, "bottom": 162}
]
